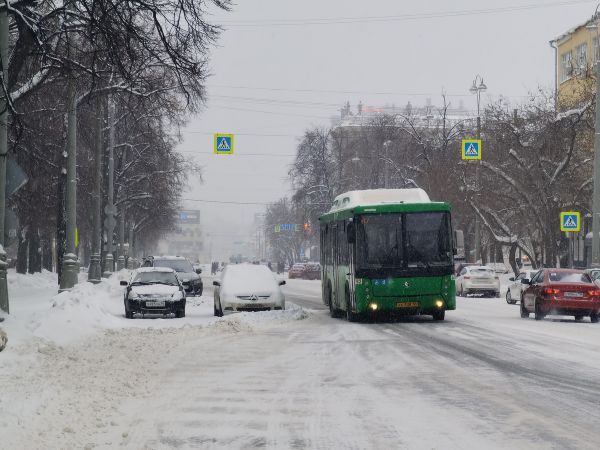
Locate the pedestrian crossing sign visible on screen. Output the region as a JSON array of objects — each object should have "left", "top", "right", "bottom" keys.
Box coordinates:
[
  {"left": 462, "top": 139, "right": 481, "bottom": 160},
  {"left": 560, "top": 211, "right": 580, "bottom": 232},
  {"left": 214, "top": 134, "right": 234, "bottom": 154}
]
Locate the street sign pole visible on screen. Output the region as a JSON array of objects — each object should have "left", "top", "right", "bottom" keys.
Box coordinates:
[{"left": 474, "top": 116, "right": 481, "bottom": 264}]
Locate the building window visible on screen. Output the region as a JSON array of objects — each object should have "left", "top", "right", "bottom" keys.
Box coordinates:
[
  {"left": 575, "top": 43, "right": 587, "bottom": 72},
  {"left": 560, "top": 51, "right": 573, "bottom": 82}
]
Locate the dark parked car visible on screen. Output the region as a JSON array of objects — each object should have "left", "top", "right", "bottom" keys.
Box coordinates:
[
  {"left": 520, "top": 268, "right": 600, "bottom": 322},
  {"left": 142, "top": 255, "right": 203, "bottom": 296},
  {"left": 121, "top": 267, "right": 186, "bottom": 318}
]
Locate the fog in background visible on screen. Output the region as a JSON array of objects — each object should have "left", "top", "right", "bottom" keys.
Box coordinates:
[{"left": 176, "top": 0, "right": 596, "bottom": 261}]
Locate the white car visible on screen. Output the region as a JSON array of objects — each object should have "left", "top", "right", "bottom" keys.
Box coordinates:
[
  {"left": 506, "top": 270, "right": 538, "bottom": 304},
  {"left": 213, "top": 263, "right": 286, "bottom": 316},
  {"left": 455, "top": 265, "right": 500, "bottom": 297}
]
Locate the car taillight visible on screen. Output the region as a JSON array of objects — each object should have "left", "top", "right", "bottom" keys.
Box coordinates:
[
  {"left": 588, "top": 290, "right": 600, "bottom": 297},
  {"left": 544, "top": 288, "right": 560, "bottom": 295}
]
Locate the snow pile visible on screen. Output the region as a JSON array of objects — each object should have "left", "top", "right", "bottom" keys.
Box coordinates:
[
  {"left": 34, "top": 277, "right": 125, "bottom": 345},
  {"left": 210, "top": 305, "right": 310, "bottom": 334},
  {"left": 7, "top": 269, "right": 56, "bottom": 290}
]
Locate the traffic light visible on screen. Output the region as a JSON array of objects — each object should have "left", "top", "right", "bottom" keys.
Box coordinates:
[{"left": 303, "top": 222, "right": 310, "bottom": 233}]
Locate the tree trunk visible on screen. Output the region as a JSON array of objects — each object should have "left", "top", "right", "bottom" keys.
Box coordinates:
[
  {"left": 16, "top": 228, "right": 28, "bottom": 274},
  {"left": 42, "top": 234, "right": 53, "bottom": 272},
  {"left": 28, "top": 227, "right": 42, "bottom": 273},
  {"left": 56, "top": 163, "right": 67, "bottom": 281}
]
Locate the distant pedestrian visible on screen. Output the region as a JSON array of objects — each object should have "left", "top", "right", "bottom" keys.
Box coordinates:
[{"left": 267, "top": 262, "right": 273, "bottom": 271}]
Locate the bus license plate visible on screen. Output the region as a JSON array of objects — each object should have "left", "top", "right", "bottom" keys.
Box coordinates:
[
  {"left": 146, "top": 301, "right": 165, "bottom": 307},
  {"left": 397, "top": 302, "right": 419, "bottom": 308}
]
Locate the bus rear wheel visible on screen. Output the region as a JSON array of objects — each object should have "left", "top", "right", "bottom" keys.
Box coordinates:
[
  {"left": 345, "top": 290, "right": 359, "bottom": 322},
  {"left": 328, "top": 284, "right": 338, "bottom": 319}
]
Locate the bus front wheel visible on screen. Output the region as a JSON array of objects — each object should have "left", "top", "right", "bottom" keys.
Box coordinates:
[{"left": 432, "top": 309, "right": 445, "bottom": 321}]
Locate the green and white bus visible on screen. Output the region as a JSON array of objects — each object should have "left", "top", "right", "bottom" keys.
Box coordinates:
[{"left": 319, "top": 189, "right": 456, "bottom": 321}]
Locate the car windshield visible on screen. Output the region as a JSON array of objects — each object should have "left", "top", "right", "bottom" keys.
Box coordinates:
[
  {"left": 357, "top": 212, "right": 451, "bottom": 270},
  {"left": 589, "top": 270, "right": 600, "bottom": 280},
  {"left": 153, "top": 259, "right": 194, "bottom": 273},
  {"left": 222, "top": 264, "right": 278, "bottom": 291},
  {"left": 132, "top": 271, "right": 178, "bottom": 285},
  {"left": 548, "top": 272, "right": 591, "bottom": 283}
]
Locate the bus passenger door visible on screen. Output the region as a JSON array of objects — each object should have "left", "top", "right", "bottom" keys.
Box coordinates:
[{"left": 332, "top": 224, "right": 339, "bottom": 308}]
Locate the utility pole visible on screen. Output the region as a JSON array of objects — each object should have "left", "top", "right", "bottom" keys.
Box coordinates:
[
  {"left": 88, "top": 99, "right": 103, "bottom": 283},
  {"left": 117, "top": 212, "right": 125, "bottom": 270},
  {"left": 590, "top": 8, "right": 600, "bottom": 267},
  {"left": 0, "top": 5, "right": 9, "bottom": 312},
  {"left": 103, "top": 95, "right": 116, "bottom": 277},
  {"left": 127, "top": 225, "right": 135, "bottom": 269},
  {"left": 470, "top": 75, "right": 487, "bottom": 264},
  {"left": 58, "top": 0, "right": 80, "bottom": 291},
  {"left": 58, "top": 76, "right": 79, "bottom": 291}
]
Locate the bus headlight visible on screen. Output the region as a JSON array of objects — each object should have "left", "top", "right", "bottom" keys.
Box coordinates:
[
  {"left": 435, "top": 300, "right": 444, "bottom": 308},
  {"left": 369, "top": 303, "right": 378, "bottom": 311}
]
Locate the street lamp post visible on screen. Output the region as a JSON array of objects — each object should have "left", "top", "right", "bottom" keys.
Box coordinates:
[
  {"left": 342, "top": 155, "right": 361, "bottom": 189},
  {"left": 383, "top": 140, "right": 393, "bottom": 188},
  {"left": 587, "top": 7, "right": 600, "bottom": 267},
  {"left": 469, "top": 75, "right": 487, "bottom": 263}
]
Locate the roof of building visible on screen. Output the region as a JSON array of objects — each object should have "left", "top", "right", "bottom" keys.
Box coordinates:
[{"left": 551, "top": 16, "right": 594, "bottom": 45}]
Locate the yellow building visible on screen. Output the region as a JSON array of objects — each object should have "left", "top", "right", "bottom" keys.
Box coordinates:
[{"left": 551, "top": 17, "right": 600, "bottom": 109}]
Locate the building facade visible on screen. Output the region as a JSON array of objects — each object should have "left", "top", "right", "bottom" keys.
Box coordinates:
[
  {"left": 551, "top": 17, "right": 599, "bottom": 108},
  {"left": 158, "top": 210, "right": 204, "bottom": 262}
]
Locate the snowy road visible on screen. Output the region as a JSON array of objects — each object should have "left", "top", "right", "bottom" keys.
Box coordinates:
[{"left": 2, "top": 275, "right": 600, "bottom": 449}]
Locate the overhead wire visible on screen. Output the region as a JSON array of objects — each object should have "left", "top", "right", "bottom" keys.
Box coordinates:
[{"left": 218, "top": 1, "right": 594, "bottom": 27}]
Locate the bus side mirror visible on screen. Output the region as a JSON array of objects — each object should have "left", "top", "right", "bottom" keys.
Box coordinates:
[{"left": 347, "top": 222, "right": 355, "bottom": 244}]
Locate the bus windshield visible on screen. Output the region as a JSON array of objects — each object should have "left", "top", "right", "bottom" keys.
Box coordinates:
[{"left": 356, "top": 212, "right": 452, "bottom": 271}]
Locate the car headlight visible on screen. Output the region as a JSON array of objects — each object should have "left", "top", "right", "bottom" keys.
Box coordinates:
[
  {"left": 128, "top": 291, "right": 139, "bottom": 300},
  {"left": 171, "top": 291, "right": 184, "bottom": 300}
]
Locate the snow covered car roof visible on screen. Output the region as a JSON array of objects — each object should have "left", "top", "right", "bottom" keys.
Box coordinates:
[
  {"left": 221, "top": 264, "right": 280, "bottom": 292},
  {"left": 147, "top": 255, "right": 187, "bottom": 260},
  {"left": 134, "top": 267, "right": 176, "bottom": 274}
]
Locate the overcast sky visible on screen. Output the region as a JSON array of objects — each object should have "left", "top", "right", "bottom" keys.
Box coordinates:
[{"left": 176, "top": 0, "right": 597, "bottom": 260}]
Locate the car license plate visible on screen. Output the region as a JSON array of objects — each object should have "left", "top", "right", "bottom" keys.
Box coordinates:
[
  {"left": 564, "top": 292, "right": 583, "bottom": 298},
  {"left": 146, "top": 301, "right": 165, "bottom": 307},
  {"left": 397, "top": 302, "right": 419, "bottom": 308}
]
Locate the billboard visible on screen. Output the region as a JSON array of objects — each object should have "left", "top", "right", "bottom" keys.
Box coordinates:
[{"left": 177, "top": 210, "right": 200, "bottom": 224}]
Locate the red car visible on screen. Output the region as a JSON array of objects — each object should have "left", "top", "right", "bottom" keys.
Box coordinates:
[
  {"left": 288, "top": 263, "right": 307, "bottom": 279},
  {"left": 520, "top": 268, "right": 600, "bottom": 322}
]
